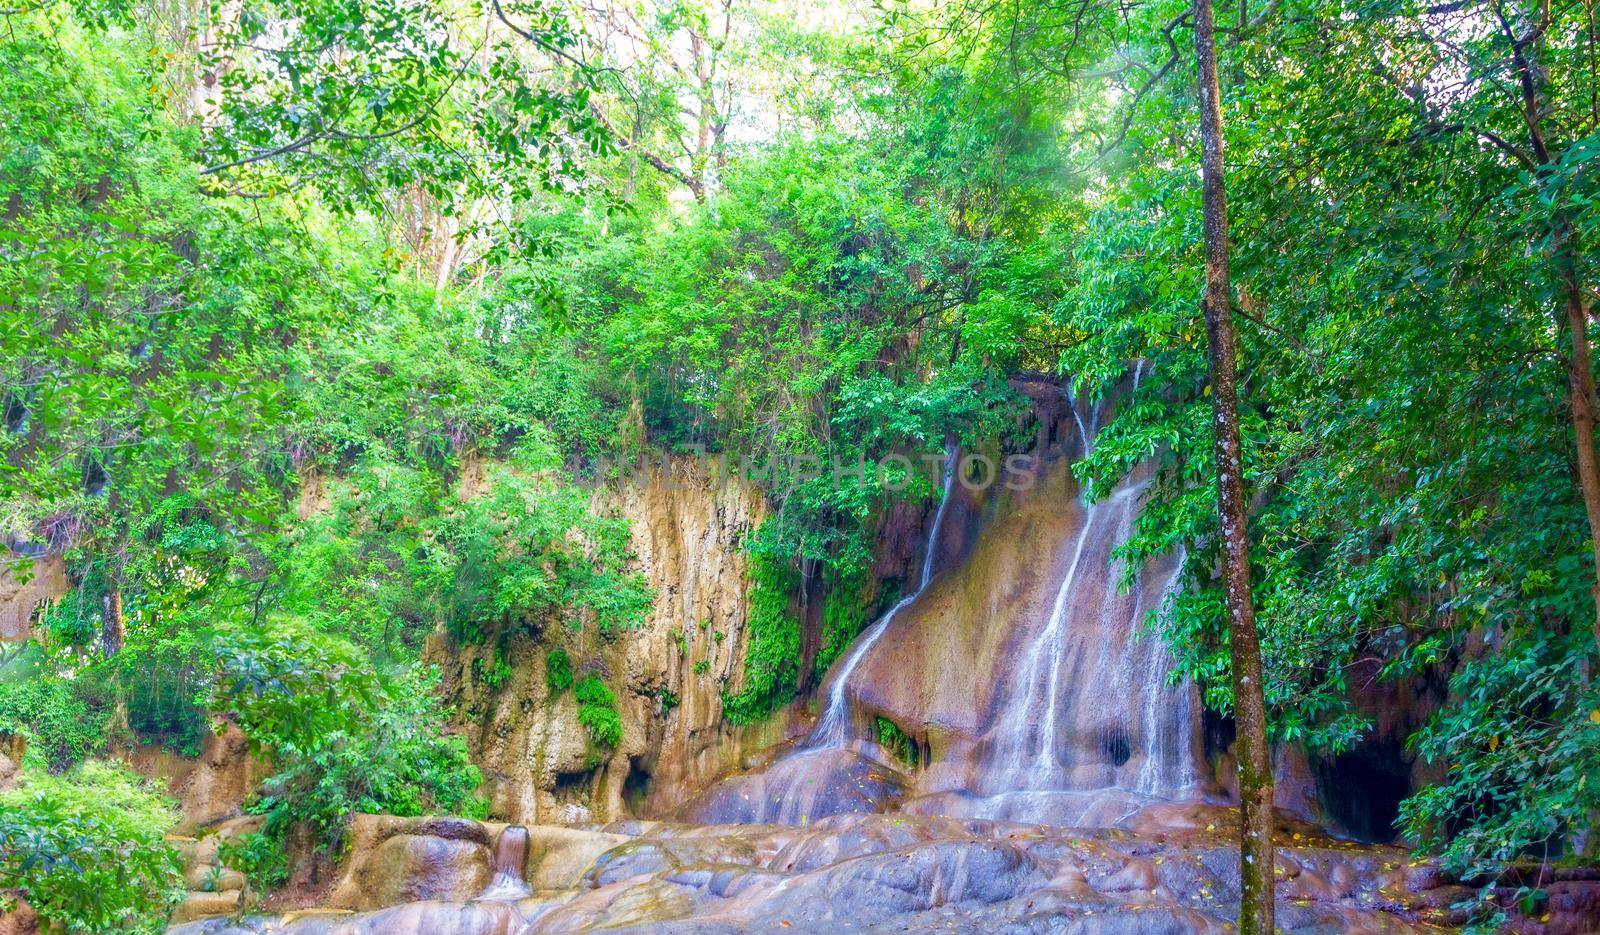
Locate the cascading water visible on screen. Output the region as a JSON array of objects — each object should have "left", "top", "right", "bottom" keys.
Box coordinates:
[
  {"left": 967, "top": 382, "right": 1200, "bottom": 808},
  {"left": 476, "top": 825, "right": 532, "bottom": 901},
  {"left": 681, "top": 370, "right": 1205, "bottom": 828},
  {"left": 991, "top": 478, "right": 1150, "bottom": 791},
  {"left": 809, "top": 439, "right": 959, "bottom": 749},
  {"left": 1134, "top": 546, "right": 1197, "bottom": 796}
]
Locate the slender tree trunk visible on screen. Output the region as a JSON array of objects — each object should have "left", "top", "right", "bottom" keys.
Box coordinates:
[
  {"left": 1557, "top": 242, "right": 1600, "bottom": 652},
  {"left": 1496, "top": 0, "right": 1600, "bottom": 653},
  {"left": 102, "top": 585, "right": 124, "bottom": 655},
  {"left": 1193, "top": 0, "right": 1275, "bottom": 930}
]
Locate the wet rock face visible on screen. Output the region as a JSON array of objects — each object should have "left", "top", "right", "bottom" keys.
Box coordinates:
[
  {"left": 672, "top": 745, "right": 909, "bottom": 825},
  {"left": 0, "top": 732, "right": 24, "bottom": 791},
  {"left": 168, "top": 812, "right": 1480, "bottom": 934},
  {"left": 845, "top": 446, "right": 1206, "bottom": 810},
  {"left": 0, "top": 552, "right": 66, "bottom": 642},
  {"left": 122, "top": 725, "right": 264, "bottom": 833}
]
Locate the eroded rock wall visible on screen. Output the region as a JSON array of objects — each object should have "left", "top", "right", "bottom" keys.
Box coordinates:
[
  {"left": 441, "top": 457, "right": 794, "bottom": 825},
  {"left": 0, "top": 552, "right": 66, "bottom": 642}
]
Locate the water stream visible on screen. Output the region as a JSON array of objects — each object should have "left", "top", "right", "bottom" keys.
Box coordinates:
[
  {"left": 476, "top": 825, "right": 532, "bottom": 901},
  {"left": 684, "top": 372, "right": 1202, "bottom": 826},
  {"left": 808, "top": 439, "right": 960, "bottom": 749}
]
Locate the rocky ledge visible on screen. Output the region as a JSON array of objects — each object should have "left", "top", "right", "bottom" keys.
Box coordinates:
[{"left": 162, "top": 806, "right": 1570, "bottom": 934}]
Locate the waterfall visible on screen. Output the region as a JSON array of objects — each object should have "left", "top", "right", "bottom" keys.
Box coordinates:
[
  {"left": 1066, "top": 392, "right": 1092, "bottom": 453},
  {"left": 972, "top": 372, "right": 1199, "bottom": 803},
  {"left": 1134, "top": 547, "right": 1198, "bottom": 795},
  {"left": 682, "top": 366, "right": 1205, "bottom": 828},
  {"left": 990, "top": 478, "right": 1148, "bottom": 790},
  {"left": 809, "top": 440, "right": 959, "bottom": 749},
  {"left": 476, "top": 825, "right": 532, "bottom": 901}
]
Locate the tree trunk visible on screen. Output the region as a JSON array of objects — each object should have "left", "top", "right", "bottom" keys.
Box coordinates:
[
  {"left": 1193, "top": 0, "right": 1276, "bottom": 930},
  {"left": 102, "top": 585, "right": 124, "bottom": 655},
  {"left": 1497, "top": 0, "right": 1600, "bottom": 654},
  {"left": 1558, "top": 243, "right": 1600, "bottom": 653}
]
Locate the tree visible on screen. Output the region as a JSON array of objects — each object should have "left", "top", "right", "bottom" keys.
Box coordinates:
[{"left": 1192, "top": 0, "right": 1274, "bottom": 926}]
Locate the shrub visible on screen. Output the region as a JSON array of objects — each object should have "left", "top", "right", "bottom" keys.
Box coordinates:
[
  {"left": 575, "top": 675, "right": 623, "bottom": 748},
  {"left": 546, "top": 648, "right": 574, "bottom": 693},
  {"left": 210, "top": 621, "right": 485, "bottom": 854},
  {"left": 0, "top": 761, "right": 184, "bottom": 934},
  {"left": 217, "top": 830, "right": 290, "bottom": 893},
  {"left": 0, "top": 674, "right": 108, "bottom": 770}
]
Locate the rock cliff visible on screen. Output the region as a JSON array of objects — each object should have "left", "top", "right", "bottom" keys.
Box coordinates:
[{"left": 436, "top": 457, "right": 796, "bottom": 825}]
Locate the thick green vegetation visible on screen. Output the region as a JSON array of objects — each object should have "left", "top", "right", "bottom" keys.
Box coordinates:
[
  {"left": 1, "top": 0, "right": 1597, "bottom": 928},
  {"left": 0, "top": 761, "right": 184, "bottom": 933}
]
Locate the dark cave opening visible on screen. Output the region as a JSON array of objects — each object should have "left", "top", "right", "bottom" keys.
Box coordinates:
[
  {"left": 1311, "top": 741, "right": 1412, "bottom": 844},
  {"left": 623, "top": 756, "right": 653, "bottom": 815}
]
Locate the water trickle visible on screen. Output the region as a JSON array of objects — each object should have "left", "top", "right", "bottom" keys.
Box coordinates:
[
  {"left": 809, "top": 440, "right": 960, "bottom": 749},
  {"left": 684, "top": 367, "right": 1205, "bottom": 829},
  {"left": 988, "top": 478, "right": 1148, "bottom": 791},
  {"left": 476, "top": 825, "right": 532, "bottom": 901},
  {"left": 1135, "top": 546, "right": 1198, "bottom": 796},
  {"left": 1065, "top": 387, "right": 1093, "bottom": 453}
]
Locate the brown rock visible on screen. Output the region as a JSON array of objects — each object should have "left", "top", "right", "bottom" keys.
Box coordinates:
[
  {"left": 121, "top": 725, "right": 265, "bottom": 833},
  {"left": 439, "top": 457, "right": 782, "bottom": 826},
  {"left": 0, "top": 733, "right": 24, "bottom": 792},
  {"left": 0, "top": 900, "right": 39, "bottom": 935},
  {"left": 525, "top": 826, "right": 632, "bottom": 889},
  {"left": 0, "top": 553, "right": 66, "bottom": 643},
  {"left": 325, "top": 815, "right": 493, "bottom": 912},
  {"left": 170, "top": 890, "right": 241, "bottom": 923}
]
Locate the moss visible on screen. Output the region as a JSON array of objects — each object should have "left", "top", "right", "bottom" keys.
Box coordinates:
[
  {"left": 816, "top": 563, "right": 872, "bottom": 679},
  {"left": 875, "top": 715, "right": 919, "bottom": 768},
  {"left": 721, "top": 547, "right": 802, "bottom": 725}
]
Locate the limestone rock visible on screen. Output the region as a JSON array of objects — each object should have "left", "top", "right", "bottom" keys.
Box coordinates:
[
  {"left": 0, "top": 553, "right": 65, "bottom": 642},
  {"left": 171, "top": 891, "right": 242, "bottom": 924},
  {"left": 325, "top": 816, "right": 493, "bottom": 911},
  {"left": 523, "top": 825, "right": 632, "bottom": 889},
  {"left": 440, "top": 457, "right": 782, "bottom": 826}
]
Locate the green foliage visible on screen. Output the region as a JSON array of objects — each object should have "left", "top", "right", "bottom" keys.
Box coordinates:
[
  {"left": 1399, "top": 633, "right": 1600, "bottom": 877},
  {"left": 280, "top": 311, "right": 653, "bottom": 656},
  {"left": 217, "top": 831, "right": 290, "bottom": 894},
  {"left": 0, "top": 761, "right": 184, "bottom": 934},
  {"left": 574, "top": 135, "right": 1029, "bottom": 571},
  {"left": 209, "top": 621, "right": 484, "bottom": 852},
  {"left": 721, "top": 549, "right": 803, "bottom": 724},
  {"left": 816, "top": 564, "right": 871, "bottom": 680},
  {"left": 874, "top": 716, "right": 918, "bottom": 769},
  {"left": 0, "top": 675, "right": 107, "bottom": 771},
  {"left": 473, "top": 649, "right": 513, "bottom": 690},
  {"left": 546, "top": 648, "right": 574, "bottom": 694},
  {"left": 194, "top": 0, "right": 609, "bottom": 256},
  {"left": 574, "top": 675, "right": 622, "bottom": 748}
]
